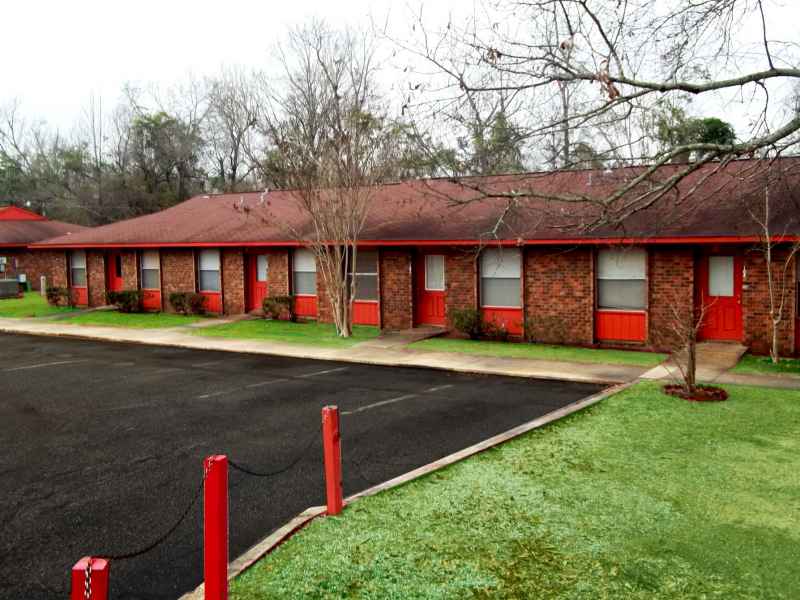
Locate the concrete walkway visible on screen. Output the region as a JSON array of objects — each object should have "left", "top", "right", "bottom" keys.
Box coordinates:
[
  {"left": 2, "top": 317, "right": 798, "bottom": 389},
  {"left": 0, "top": 317, "right": 646, "bottom": 385}
]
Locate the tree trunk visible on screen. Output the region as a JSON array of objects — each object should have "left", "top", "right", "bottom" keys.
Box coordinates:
[
  {"left": 771, "top": 320, "right": 780, "bottom": 364},
  {"left": 686, "top": 333, "right": 697, "bottom": 394}
]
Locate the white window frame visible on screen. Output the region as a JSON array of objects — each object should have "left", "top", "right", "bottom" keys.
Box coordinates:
[
  {"left": 424, "top": 255, "right": 445, "bottom": 291},
  {"left": 480, "top": 248, "right": 522, "bottom": 309},
  {"left": 197, "top": 249, "right": 221, "bottom": 293},
  {"left": 70, "top": 250, "right": 87, "bottom": 288},
  {"left": 140, "top": 250, "right": 161, "bottom": 291},
  {"left": 351, "top": 250, "right": 379, "bottom": 302},
  {"left": 293, "top": 248, "right": 317, "bottom": 296},
  {"left": 596, "top": 248, "right": 647, "bottom": 311}
]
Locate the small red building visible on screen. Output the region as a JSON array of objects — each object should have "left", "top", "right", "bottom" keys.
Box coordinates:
[
  {"left": 0, "top": 206, "right": 87, "bottom": 292},
  {"left": 31, "top": 158, "right": 800, "bottom": 356}
]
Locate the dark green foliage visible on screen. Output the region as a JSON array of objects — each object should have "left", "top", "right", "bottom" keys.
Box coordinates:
[
  {"left": 694, "top": 117, "right": 736, "bottom": 145},
  {"left": 169, "top": 292, "right": 207, "bottom": 315},
  {"left": 262, "top": 295, "right": 295, "bottom": 321},
  {"left": 105, "top": 290, "right": 143, "bottom": 313},
  {"left": 45, "top": 286, "right": 70, "bottom": 307},
  {"left": 449, "top": 308, "right": 483, "bottom": 339}
]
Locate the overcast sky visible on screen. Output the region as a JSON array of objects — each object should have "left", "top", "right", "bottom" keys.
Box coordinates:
[{"left": 2, "top": 0, "right": 798, "bottom": 136}]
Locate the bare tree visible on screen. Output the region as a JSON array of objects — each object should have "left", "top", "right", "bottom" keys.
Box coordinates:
[
  {"left": 257, "top": 22, "right": 397, "bottom": 337},
  {"left": 394, "top": 0, "right": 800, "bottom": 227},
  {"left": 206, "top": 67, "right": 262, "bottom": 192},
  {"left": 741, "top": 160, "right": 800, "bottom": 363},
  {"left": 665, "top": 292, "right": 714, "bottom": 396}
]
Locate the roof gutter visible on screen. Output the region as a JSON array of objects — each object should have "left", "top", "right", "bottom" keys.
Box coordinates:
[{"left": 27, "top": 234, "right": 800, "bottom": 250}]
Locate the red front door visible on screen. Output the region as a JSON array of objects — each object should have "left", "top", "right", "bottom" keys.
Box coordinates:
[
  {"left": 247, "top": 254, "right": 269, "bottom": 311},
  {"left": 414, "top": 254, "right": 446, "bottom": 326},
  {"left": 107, "top": 252, "right": 124, "bottom": 292},
  {"left": 697, "top": 254, "right": 743, "bottom": 341}
]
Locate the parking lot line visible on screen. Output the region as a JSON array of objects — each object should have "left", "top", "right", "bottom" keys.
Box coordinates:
[
  {"left": 424, "top": 384, "right": 455, "bottom": 393},
  {"left": 245, "top": 378, "right": 288, "bottom": 388},
  {"left": 342, "top": 393, "right": 418, "bottom": 415},
  {"left": 299, "top": 366, "right": 348, "bottom": 378},
  {"left": 3, "top": 359, "right": 89, "bottom": 372}
]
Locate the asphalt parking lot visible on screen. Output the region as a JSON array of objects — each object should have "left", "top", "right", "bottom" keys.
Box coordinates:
[{"left": 0, "top": 333, "right": 604, "bottom": 599}]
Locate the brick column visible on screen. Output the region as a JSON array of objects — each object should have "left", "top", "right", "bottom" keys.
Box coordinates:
[
  {"left": 524, "top": 247, "right": 594, "bottom": 345},
  {"left": 87, "top": 251, "right": 106, "bottom": 307},
  {"left": 743, "top": 247, "right": 796, "bottom": 356},
  {"left": 121, "top": 251, "right": 138, "bottom": 289},
  {"left": 444, "top": 251, "right": 478, "bottom": 328},
  {"left": 268, "top": 250, "right": 290, "bottom": 296},
  {"left": 380, "top": 249, "right": 413, "bottom": 330},
  {"left": 161, "top": 250, "right": 196, "bottom": 312},
  {"left": 648, "top": 248, "right": 694, "bottom": 351},
  {"left": 222, "top": 249, "right": 245, "bottom": 315}
]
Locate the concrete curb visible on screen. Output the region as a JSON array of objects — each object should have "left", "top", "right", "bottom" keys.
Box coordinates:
[
  {"left": 178, "top": 381, "right": 630, "bottom": 599},
  {"left": 0, "top": 320, "right": 638, "bottom": 385}
]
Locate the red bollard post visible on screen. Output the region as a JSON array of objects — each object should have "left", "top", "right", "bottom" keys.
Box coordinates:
[
  {"left": 322, "top": 405, "right": 343, "bottom": 516},
  {"left": 204, "top": 455, "right": 228, "bottom": 600},
  {"left": 70, "top": 557, "right": 109, "bottom": 600}
]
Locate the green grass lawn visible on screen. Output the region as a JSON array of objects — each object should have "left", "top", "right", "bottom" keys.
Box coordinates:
[
  {"left": 0, "top": 292, "right": 77, "bottom": 318},
  {"left": 733, "top": 354, "right": 800, "bottom": 378},
  {"left": 412, "top": 337, "right": 666, "bottom": 367},
  {"left": 66, "top": 310, "right": 201, "bottom": 328},
  {"left": 193, "top": 319, "right": 380, "bottom": 348},
  {"left": 232, "top": 382, "right": 799, "bottom": 600}
]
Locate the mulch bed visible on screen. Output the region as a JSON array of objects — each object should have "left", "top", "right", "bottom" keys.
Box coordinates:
[{"left": 663, "top": 384, "right": 729, "bottom": 402}]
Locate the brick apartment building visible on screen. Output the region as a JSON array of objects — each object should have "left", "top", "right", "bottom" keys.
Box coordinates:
[
  {"left": 30, "top": 158, "right": 800, "bottom": 356},
  {"left": 0, "top": 206, "right": 87, "bottom": 290}
]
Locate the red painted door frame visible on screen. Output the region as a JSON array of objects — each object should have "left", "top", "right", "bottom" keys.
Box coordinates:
[
  {"left": 106, "top": 251, "right": 124, "bottom": 292},
  {"left": 246, "top": 254, "right": 269, "bottom": 311},
  {"left": 697, "top": 253, "right": 743, "bottom": 341},
  {"left": 414, "top": 253, "right": 446, "bottom": 326}
]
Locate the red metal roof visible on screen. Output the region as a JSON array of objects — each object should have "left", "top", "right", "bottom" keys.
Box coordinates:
[
  {"left": 0, "top": 206, "right": 88, "bottom": 246},
  {"left": 32, "top": 157, "right": 800, "bottom": 248}
]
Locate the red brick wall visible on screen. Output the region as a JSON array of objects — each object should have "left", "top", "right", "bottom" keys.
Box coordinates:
[
  {"left": 743, "top": 247, "right": 797, "bottom": 356},
  {"left": 648, "top": 248, "right": 695, "bottom": 351},
  {"left": 16, "top": 250, "right": 68, "bottom": 289},
  {"left": 87, "top": 251, "right": 106, "bottom": 307},
  {"left": 380, "top": 249, "right": 413, "bottom": 330},
  {"left": 445, "top": 251, "right": 478, "bottom": 328},
  {"left": 524, "top": 247, "right": 594, "bottom": 344},
  {"left": 268, "top": 250, "right": 290, "bottom": 296},
  {"left": 121, "top": 252, "right": 138, "bottom": 290},
  {"left": 161, "top": 250, "right": 196, "bottom": 313},
  {"left": 222, "top": 249, "right": 245, "bottom": 315}
]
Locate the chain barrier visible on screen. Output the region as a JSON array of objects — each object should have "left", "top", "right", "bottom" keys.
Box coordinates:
[
  {"left": 228, "top": 426, "right": 320, "bottom": 478},
  {"left": 91, "top": 461, "right": 210, "bottom": 563},
  {"left": 83, "top": 557, "right": 92, "bottom": 600}
]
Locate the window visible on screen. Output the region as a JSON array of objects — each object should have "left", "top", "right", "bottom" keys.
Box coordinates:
[
  {"left": 597, "top": 248, "right": 646, "bottom": 310},
  {"left": 115, "top": 255, "right": 123, "bottom": 278},
  {"left": 140, "top": 251, "right": 160, "bottom": 290},
  {"left": 351, "top": 251, "right": 378, "bottom": 300},
  {"left": 293, "top": 248, "right": 316, "bottom": 295},
  {"left": 198, "top": 249, "right": 221, "bottom": 292},
  {"left": 70, "top": 251, "right": 87, "bottom": 287},
  {"left": 480, "top": 248, "right": 521, "bottom": 308},
  {"left": 425, "top": 255, "right": 445, "bottom": 291},
  {"left": 256, "top": 255, "right": 268, "bottom": 282},
  {"left": 708, "top": 256, "right": 734, "bottom": 297}
]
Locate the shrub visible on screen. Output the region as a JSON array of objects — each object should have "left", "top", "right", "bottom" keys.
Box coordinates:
[
  {"left": 483, "top": 320, "right": 511, "bottom": 342},
  {"left": 169, "top": 292, "right": 207, "bottom": 315},
  {"left": 449, "top": 308, "right": 483, "bottom": 340},
  {"left": 46, "top": 286, "right": 70, "bottom": 307},
  {"left": 188, "top": 293, "right": 207, "bottom": 315},
  {"left": 263, "top": 295, "right": 294, "bottom": 321},
  {"left": 106, "top": 290, "right": 143, "bottom": 313}
]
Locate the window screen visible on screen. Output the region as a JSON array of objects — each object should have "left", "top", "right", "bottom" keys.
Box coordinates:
[
  {"left": 256, "top": 255, "right": 268, "bottom": 282},
  {"left": 293, "top": 248, "right": 317, "bottom": 295},
  {"left": 352, "top": 250, "right": 378, "bottom": 300},
  {"left": 480, "top": 248, "right": 521, "bottom": 307},
  {"left": 597, "top": 248, "right": 646, "bottom": 310},
  {"left": 708, "top": 256, "right": 734, "bottom": 297},
  {"left": 70, "top": 251, "right": 87, "bottom": 287},
  {"left": 425, "top": 255, "right": 445, "bottom": 291},
  {"left": 140, "top": 251, "right": 160, "bottom": 290},
  {"left": 198, "top": 249, "right": 221, "bottom": 292}
]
